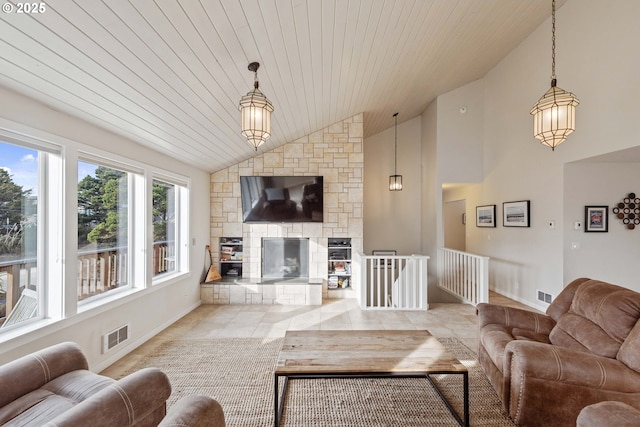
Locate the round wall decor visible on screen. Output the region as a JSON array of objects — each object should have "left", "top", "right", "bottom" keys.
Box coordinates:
[{"left": 612, "top": 192, "right": 639, "bottom": 230}]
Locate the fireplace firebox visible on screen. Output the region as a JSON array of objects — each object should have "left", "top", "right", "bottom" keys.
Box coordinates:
[{"left": 262, "top": 238, "right": 309, "bottom": 279}]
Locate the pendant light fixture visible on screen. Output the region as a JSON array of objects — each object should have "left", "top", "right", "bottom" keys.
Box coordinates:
[
  {"left": 389, "top": 112, "right": 402, "bottom": 191},
  {"left": 530, "top": 0, "right": 579, "bottom": 151},
  {"left": 239, "top": 62, "right": 274, "bottom": 151}
]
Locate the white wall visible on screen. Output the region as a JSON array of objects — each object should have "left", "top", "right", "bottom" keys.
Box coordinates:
[
  {"left": 564, "top": 161, "right": 640, "bottom": 291},
  {"left": 464, "top": 0, "right": 640, "bottom": 306},
  {"left": 420, "top": 101, "right": 447, "bottom": 300},
  {"left": 436, "top": 79, "right": 484, "bottom": 184},
  {"left": 354, "top": 0, "right": 640, "bottom": 308},
  {"left": 443, "top": 198, "right": 466, "bottom": 251},
  {"left": 0, "top": 86, "right": 210, "bottom": 370},
  {"left": 432, "top": 77, "right": 484, "bottom": 271},
  {"left": 364, "top": 116, "right": 422, "bottom": 255}
]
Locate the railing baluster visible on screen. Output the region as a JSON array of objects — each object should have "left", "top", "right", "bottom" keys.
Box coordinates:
[
  {"left": 437, "top": 248, "right": 490, "bottom": 306},
  {"left": 2, "top": 242, "right": 171, "bottom": 321},
  {"left": 356, "top": 253, "right": 429, "bottom": 311}
]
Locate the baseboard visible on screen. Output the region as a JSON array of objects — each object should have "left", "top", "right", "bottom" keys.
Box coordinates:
[
  {"left": 492, "top": 287, "right": 548, "bottom": 312},
  {"left": 92, "top": 300, "right": 202, "bottom": 373}
]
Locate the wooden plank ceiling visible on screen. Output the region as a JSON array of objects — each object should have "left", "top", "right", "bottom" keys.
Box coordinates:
[{"left": 0, "top": 0, "right": 564, "bottom": 172}]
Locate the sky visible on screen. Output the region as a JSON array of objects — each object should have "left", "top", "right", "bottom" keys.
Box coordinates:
[
  {"left": 1, "top": 141, "right": 99, "bottom": 194},
  {"left": 0, "top": 140, "right": 38, "bottom": 192}
]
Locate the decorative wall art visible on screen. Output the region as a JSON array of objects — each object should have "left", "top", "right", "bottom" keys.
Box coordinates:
[
  {"left": 503, "top": 200, "right": 530, "bottom": 227},
  {"left": 476, "top": 205, "right": 496, "bottom": 228},
  {"left": 613, "top": 192, "right": 639, "bottom": 230},
  {"left": 584, "top": 206, "right": 608, "bottom": 232}
]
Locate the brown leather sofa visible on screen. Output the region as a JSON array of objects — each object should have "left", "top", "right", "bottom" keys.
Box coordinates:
[
  {"left": 477, "top": 278, "right": 640, "bottom": 427},
  {"left": 0, "top": 342, "right": 225, "bottom": 426}
]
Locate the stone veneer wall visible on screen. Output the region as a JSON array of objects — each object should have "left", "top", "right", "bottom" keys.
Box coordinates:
[{"left": 208, "top": 113, "right": 364, "bottom": 299}]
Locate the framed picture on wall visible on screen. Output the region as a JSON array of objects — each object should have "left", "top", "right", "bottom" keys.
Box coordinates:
[
  {"left": 476, "top": 205, "right": 496, "bottom": 227},
  {"left": 503, "top": 200, "right": 530, "bottom": 227},
  {"left": 585, "top": 206, "right": 608, "bottom": 232}
]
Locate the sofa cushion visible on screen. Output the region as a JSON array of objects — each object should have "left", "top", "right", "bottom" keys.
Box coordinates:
[
  {"left": 617, "top": 319, "right": 640, "bottom": 372},
  {"left": 480, "top": 324, "right": 551, "bottom": 373},
  {"left": 549, "top": 280, "right": 640, "bottom": 358},
  {"left": 42, "top": 370, "right": 114, "bottom": 402},
  {"left": 0, "top": 342, "right": 88, "bottom": 409},
  {"left": 0, "top": 391, "right": 76, "bottom": 427},
  {"left": 546, "top": 277, "right": 590, "bottom": 321}
]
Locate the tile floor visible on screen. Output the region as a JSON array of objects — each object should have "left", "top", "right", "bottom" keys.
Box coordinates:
[{"left": 101, "top": 292, "right": 535, "bottom": 377}]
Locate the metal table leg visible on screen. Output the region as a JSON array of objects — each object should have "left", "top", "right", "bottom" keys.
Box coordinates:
[{"left": 274, "top": 374, "right": 289, "bottom": 427}]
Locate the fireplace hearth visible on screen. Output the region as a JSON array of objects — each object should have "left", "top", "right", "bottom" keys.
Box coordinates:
[{"left": 262, "top": 238, "right": 309, "bottom": 279}]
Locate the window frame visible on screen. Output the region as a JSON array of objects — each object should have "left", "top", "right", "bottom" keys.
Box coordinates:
[
  {"left": 76, "top": 155, "right": 140, "bottom": 305},
  {"left": 0, "top": 122, "right": 192, "bottom": 338},
  {"left": 151, "top": 173, "right": 190, "bottom": 285},
  {"left": 0, "top": 133, "right": 63, "bottom": 331}
]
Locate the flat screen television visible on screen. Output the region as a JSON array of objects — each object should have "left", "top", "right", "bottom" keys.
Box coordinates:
[{"left": 240, "top": 176, "right": 323, "bottom": 223}]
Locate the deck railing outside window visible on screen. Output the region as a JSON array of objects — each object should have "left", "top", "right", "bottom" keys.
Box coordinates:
[{"left": 1, "top": 241, "right": 172, "bottom": 325}]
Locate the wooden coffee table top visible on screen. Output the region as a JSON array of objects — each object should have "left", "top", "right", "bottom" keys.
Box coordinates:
[{"left": 275, "top": 330, "right": 467, "bottom": 375}]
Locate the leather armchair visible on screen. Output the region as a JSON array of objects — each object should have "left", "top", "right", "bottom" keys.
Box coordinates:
[
  {"left": 0, "top": 342, "right": 225, "bottom": 426},
  {"left": 478, "top": 278, "right": 640, "bottom": 427}
]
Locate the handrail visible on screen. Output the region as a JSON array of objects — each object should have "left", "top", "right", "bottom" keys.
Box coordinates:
[
  {"left": 356, "top": 251, "right": 429, "bottom": 310},
  {"left": 437, "top": 247, "right": 489, "bottom": 305}
]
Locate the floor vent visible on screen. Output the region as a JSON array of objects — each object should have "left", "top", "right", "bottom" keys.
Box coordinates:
[
  {"left": 103, "top": 324, "right": 129, "bottom": 353},
  {"left": 537, "top": 290, "right": 553, "bottom": 304}
]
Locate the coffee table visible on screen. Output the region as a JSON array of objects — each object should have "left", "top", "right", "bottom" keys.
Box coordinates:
[{"left": 274, "top": 330, "right": 469, "bottom": 426}]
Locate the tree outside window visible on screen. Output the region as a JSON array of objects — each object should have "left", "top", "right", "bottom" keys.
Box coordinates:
[
  {"left": 152, "top": 180, "right": 176, "bottom": 277},
  {"left": 0, "top": 141, "right": 38, "bottom": 326},
  {"left": 77, "top": 162, "right": 129, "bottom": 300}
]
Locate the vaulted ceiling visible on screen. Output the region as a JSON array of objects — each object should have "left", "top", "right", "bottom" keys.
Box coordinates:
[{"left": 0, "top": 0, "right": 565, "bottom": 172}]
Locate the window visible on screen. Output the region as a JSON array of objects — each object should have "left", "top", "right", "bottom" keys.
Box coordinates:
[
  {"left": 0, "top": 141, "right": 39, "bottom": 328},
  {"left": 77, "top": 161, "right": 130, "bottom": 301},
  {"left": 0, "top": 124, "right": 190, "bottom": 336},
  {"left": 152, "top": 179, "right": 176, "bottom": 277}
]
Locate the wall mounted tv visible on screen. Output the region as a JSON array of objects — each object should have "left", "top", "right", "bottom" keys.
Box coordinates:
[{"left": 240, "top": 176, "right": 323, "bottom": 223}]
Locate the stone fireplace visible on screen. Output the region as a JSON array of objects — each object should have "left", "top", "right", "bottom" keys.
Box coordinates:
[
  {"left": 262, "top": 238, "right": 309, "bottom": 279},
  {"left": 206, "top": 113, "right": 364, "bottom": 304}
]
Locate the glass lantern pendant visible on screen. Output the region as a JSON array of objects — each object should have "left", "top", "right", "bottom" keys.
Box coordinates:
[
  {"left": 530, "top": 0, "right": 579, "bottom": 151},
  {"left": 239, "top": 62, "right": 274, "bottom": 151}
]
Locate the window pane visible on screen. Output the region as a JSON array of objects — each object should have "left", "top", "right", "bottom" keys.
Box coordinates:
[
  {"left": 0, "top": 141, "right": 39, "bottom": 327},
  {"left": 78, "top": 162, "right": 128, "bottom": 300},
  {"left": 152, "top": 180, "right": 176, "bottom": 277}
]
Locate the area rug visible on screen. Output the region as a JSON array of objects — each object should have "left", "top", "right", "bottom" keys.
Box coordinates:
[{"left": 119, "top": 337, "right": 515, "bottom": 426}]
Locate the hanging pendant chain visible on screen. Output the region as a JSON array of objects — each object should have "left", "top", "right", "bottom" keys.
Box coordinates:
[
  {"left": 551, "top": 0, "right": 556, "bottom": 80},
  {"left": 394, "top": 114, "right": 398, "bottom": 174}
]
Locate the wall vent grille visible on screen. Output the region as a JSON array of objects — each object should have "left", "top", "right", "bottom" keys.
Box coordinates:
[
  {"left": 537, "top": 290, "right": 553, "bottom": 304},
  {"left": 103, "top": 324, "right": 129, "bottom": 353}
]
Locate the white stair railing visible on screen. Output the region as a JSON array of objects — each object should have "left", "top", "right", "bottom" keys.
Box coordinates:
[
  {"left": 356, "top": 252, "right": 429, "bottom": 310},
  {"left": 437, "top": 248, "right": 489, "bottom": 305}
]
